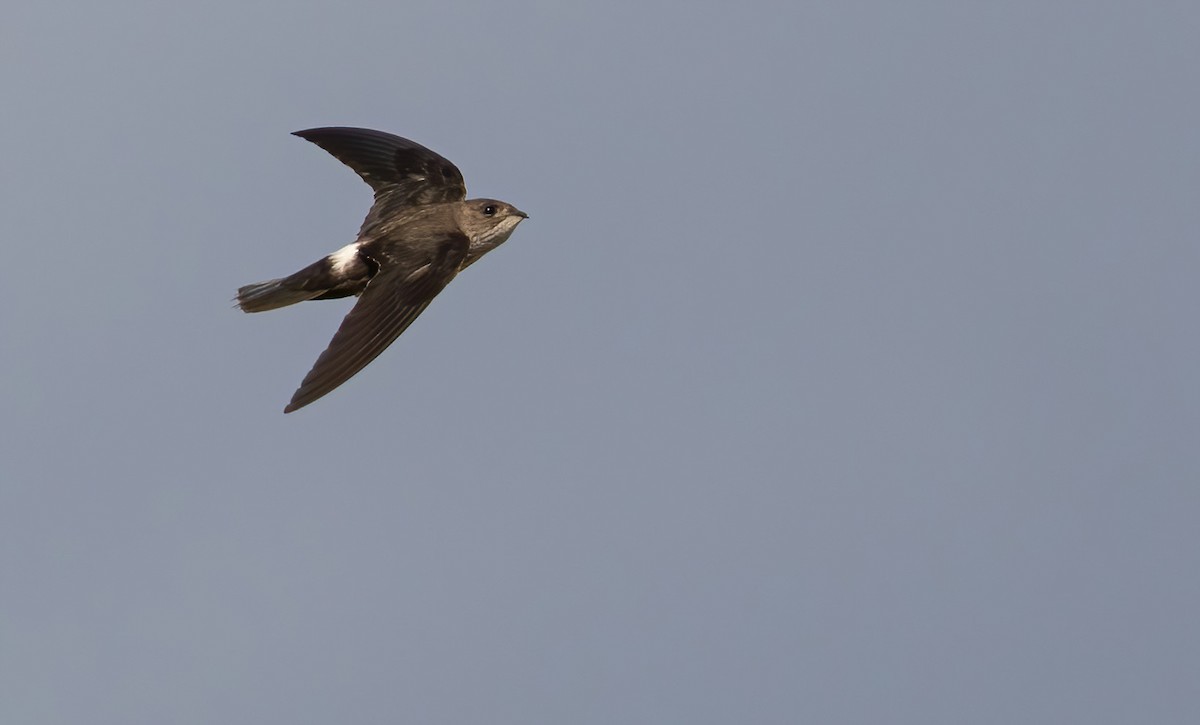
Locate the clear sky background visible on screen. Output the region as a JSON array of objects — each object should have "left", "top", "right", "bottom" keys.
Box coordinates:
[{"left": 3, "top": 2, "right": 1198, "bottom": 723}]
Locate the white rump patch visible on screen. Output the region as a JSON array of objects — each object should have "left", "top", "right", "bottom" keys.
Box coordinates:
[{"left": 328, "top": 243, "right": 360, "bottom": 274}]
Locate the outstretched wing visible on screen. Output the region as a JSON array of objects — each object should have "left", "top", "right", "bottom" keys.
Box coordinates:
[
  {"left": 292, "top": 127, "right": 467, "bottom": 207},
  {"left": 284, "top": 233, "right": 470, "bottom": 413}
]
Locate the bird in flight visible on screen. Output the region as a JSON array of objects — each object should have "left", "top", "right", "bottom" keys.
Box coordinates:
[{"left": 237, "top": 127, "right": 528, "bottom": 413}]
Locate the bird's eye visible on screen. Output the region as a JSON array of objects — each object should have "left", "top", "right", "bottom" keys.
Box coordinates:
[{"left": 482, "top": 204, "right": 497, "bottom": 216}]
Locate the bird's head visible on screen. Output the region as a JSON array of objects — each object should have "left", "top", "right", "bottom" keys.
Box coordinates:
[{"left": 457, "top": 199, "right": 529, "bottom": 247}]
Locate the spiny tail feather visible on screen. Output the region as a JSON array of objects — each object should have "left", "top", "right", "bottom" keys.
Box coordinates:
[{"left": 236, "top": 279, "right": 325, "bottom": 313}]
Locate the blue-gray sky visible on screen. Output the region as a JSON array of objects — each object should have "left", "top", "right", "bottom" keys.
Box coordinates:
[{"left": 3, "top": 2, "right": 1198, "bottom": 723}]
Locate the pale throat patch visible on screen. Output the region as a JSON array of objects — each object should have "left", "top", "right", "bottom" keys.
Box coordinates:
[
  {"left": 328, "top": 243, "right": 360, "bottom": 273},
  {"left": 479, "top": 216, "right": 523, "bottom": 244}
]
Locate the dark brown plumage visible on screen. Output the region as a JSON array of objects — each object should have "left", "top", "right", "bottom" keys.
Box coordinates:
[{"left": 236, "top": 127, "right": 528, "bottom": 413}]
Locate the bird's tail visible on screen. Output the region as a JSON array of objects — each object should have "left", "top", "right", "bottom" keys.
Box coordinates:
[{"left": 235, "top": 279, "right": 324, "bottom": 313}]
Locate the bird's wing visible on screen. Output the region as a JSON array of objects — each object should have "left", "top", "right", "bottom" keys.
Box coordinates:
[
  {"left": 292, "top": 127, "right": 467, "bottom": 206},
  {"left": 284, "top": 233, "right": 470, "bottom": 413}
]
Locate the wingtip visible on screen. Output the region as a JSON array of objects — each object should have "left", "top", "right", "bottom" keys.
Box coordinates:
[
  {"left": 284, "top": 391, "right": 316, "bottom": 414},
  {"left": 292, "top": 126, "right": 359, "bottom": 139},
  {"left": 291, "top": 127, "right": 339, "bottom": 141}
]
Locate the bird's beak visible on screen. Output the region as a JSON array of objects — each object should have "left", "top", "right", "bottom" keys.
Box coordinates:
[{"left": 515, "top": 208, "right": 529, "bottom": 219}]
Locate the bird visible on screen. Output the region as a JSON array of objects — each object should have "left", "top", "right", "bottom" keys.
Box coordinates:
[{"left": 236, "top": 127, "right": 528, "bottom": 413}]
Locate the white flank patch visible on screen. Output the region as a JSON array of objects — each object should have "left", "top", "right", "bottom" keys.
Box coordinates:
[{"left": 328, "top": 243, "right": 360, "bottom": 274}]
